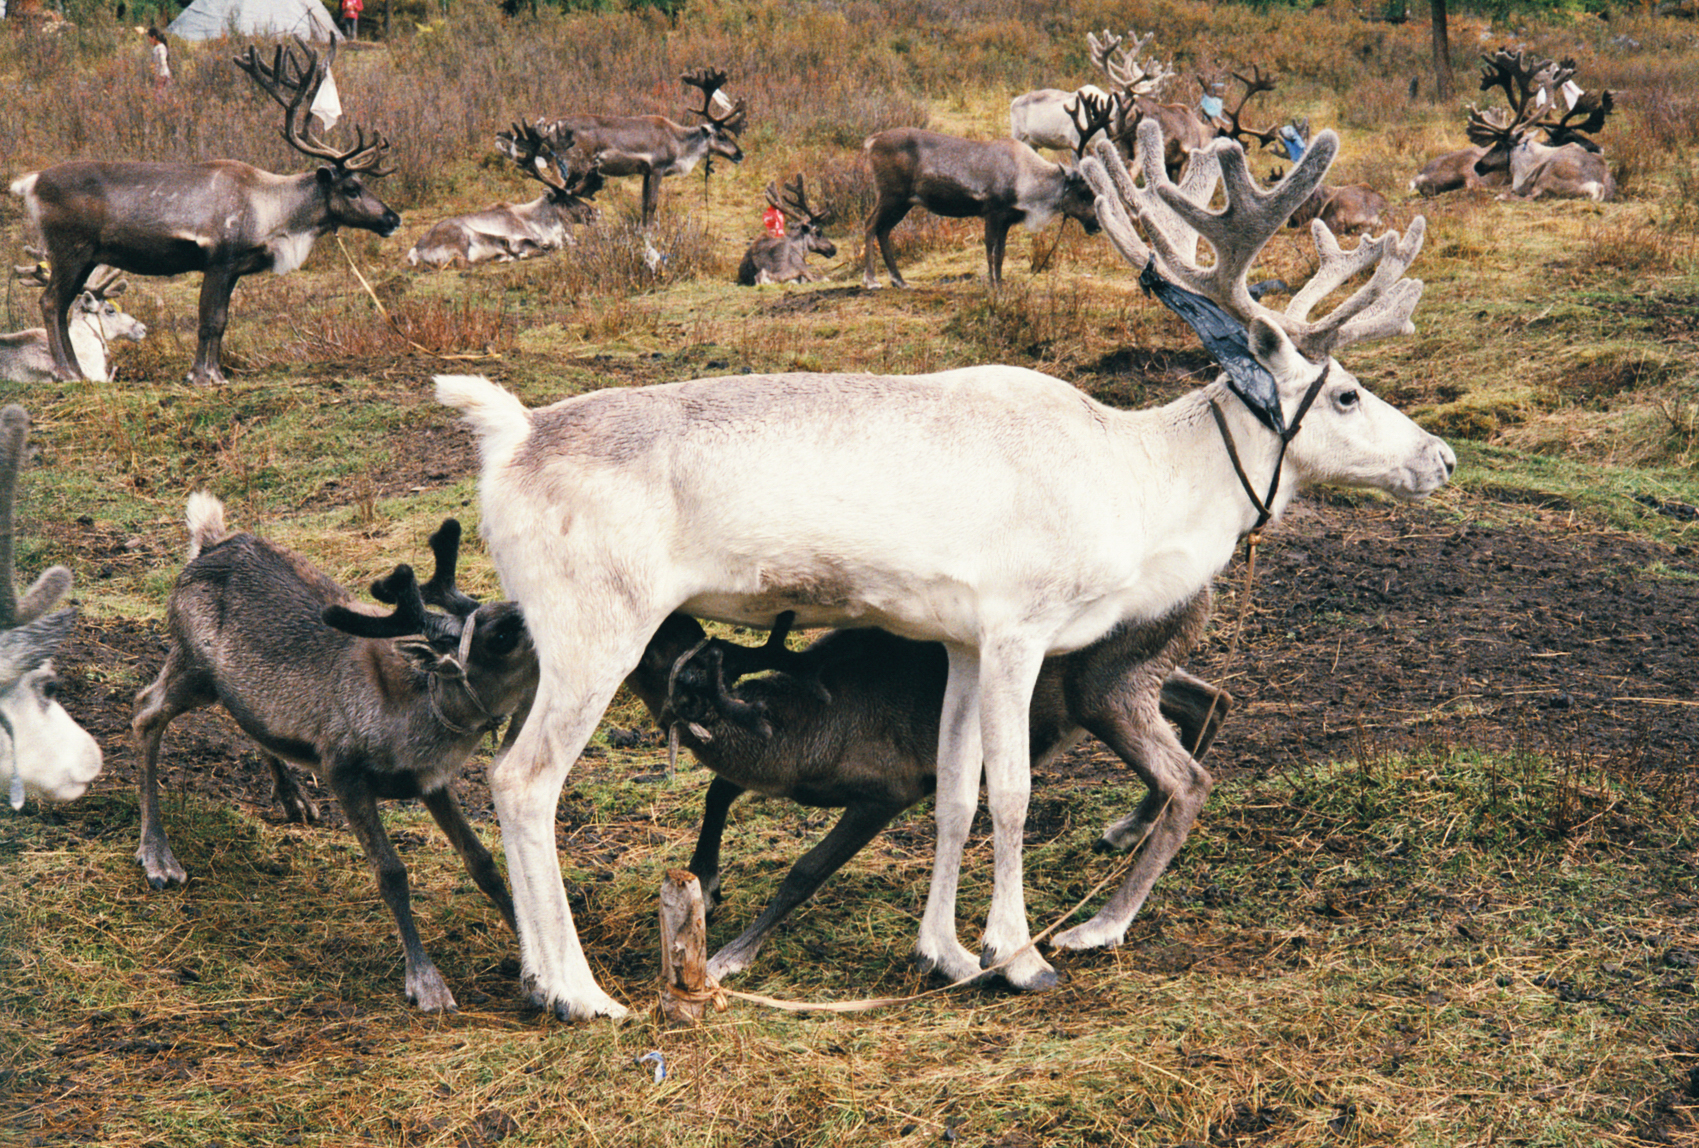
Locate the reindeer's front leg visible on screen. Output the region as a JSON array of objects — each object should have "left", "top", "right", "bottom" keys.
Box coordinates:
[
  {"left": 914, "top": 644, "right": 987, "bottom": 984},
  {"left": 421, "top": 785, "right": 516, "bottom": 935},
  {"left": 330, "top": 761, "right": 457, "bottom": 1012},
  {"left": 864, "top": 199, "right": 912, "bottom": 289},
  {"left": 190, "top": 265, "right": 239, "bottom": 386},
  {"left": 976, "top": 637, "right": 1055, "bottom": 989},
  {"left": 983, "top": 217, "right": 1013, "bottom": 287},
  {"left": 640, "top": 168, "right": 661, "bottom": 229}
]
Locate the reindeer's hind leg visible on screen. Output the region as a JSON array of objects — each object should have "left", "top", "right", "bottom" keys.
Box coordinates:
[
  {"left": 37, "top": 256, "right": 95, "bottom": 381},
  {"left": 421, "top": 785, "right": 516, "bottom": 935},
  {"left": 264, "top": 755, "right": 321, "bottom": 824},
  {"left": 131, "top": 647, "right": 217, "bottom": 888},
  {"left": 1052, "top": 699, "right": 1214, "bottom": 952}
]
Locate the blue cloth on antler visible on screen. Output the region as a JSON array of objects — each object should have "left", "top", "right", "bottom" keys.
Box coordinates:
[{"left": 1139, "top": 258, "right": 1286, "bottom": 435}]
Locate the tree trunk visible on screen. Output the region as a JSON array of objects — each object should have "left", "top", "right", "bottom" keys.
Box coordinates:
[{"left": 1430, "top": 0, "right": 1453, "bottom": 101}]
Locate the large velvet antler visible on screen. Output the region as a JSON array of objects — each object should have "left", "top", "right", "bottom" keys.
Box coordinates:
[{"left": 1084, "top": 118, "right": 1425, "bottom": 358}]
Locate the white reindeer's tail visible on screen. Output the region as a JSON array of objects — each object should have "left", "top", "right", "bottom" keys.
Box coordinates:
[
  {"left": 184, "top": 491, "right": 229, "bottom": 563},
  {"left": 434, "top": 375, "right": 532, "bottom": 463}
]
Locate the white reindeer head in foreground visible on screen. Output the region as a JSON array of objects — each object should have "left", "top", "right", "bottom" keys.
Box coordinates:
[{"left": 0, "top": 405, "right": 102, "bottom": 809}]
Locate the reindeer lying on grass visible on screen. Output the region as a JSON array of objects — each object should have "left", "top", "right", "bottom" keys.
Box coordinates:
[
  {"left": 436, "top": 113, "right": 1452, "bottom": 1022},
  {"left": 737, "top": 176, "right": 836, "bottom": 286},
  {"left": 132, "top": 507, "right": 534, "bottom": 1011},
  {"left": 406, "top": 122, "right": 604, "bottom": 268},
  {"left": 0, "top": 404, "right": 102, "bottom": 810},
  {"left": 3, "top": 258, "right": 146, "bottom": 383},
  {"left": 627, "top": 606, "right": 1230, "bottom": 982}
]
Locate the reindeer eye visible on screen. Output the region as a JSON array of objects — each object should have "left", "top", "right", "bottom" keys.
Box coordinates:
[
  {"left": 39, "top": 677, "right": 61, "bottom": 703},
  {"left": 1337, "top": 389, "right": 1361, "bottom": 409}
]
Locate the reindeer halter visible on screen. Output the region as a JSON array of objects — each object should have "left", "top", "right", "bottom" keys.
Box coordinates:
[{"left": 1140, "top": 257, "right": 1331, "bottom": 536}]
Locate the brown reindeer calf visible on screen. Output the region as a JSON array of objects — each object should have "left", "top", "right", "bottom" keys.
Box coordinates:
[
  {"left": 132, "top": 502, "right": 535, "bottom": 1011},
  {"left": 626, "top": 600, "right": 1229, "bottom": 982}
]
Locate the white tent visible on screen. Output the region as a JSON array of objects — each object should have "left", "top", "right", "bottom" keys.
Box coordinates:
[{"left": 167, "top": 0, "right": 341, "bottom": 43}]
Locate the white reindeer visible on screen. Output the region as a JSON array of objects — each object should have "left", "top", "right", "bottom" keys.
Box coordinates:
[
  {"left": 0, "top": 405, "right": 103, "bottom": 810},
  {"left": 435, "top": 117, "right": 1454, "bottom": 1021},
  {"left": 2, "top": 262, "right": 146, "bottom": 383}
]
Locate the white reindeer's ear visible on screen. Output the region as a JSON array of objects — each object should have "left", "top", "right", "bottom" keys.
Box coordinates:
[{"left": 1247, "top": 316, "right": 1309, "bottom": 380}]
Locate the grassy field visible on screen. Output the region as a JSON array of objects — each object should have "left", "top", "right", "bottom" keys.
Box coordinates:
[{"left": 3, "top": 0, "right": 1698, "bottom": 1144}]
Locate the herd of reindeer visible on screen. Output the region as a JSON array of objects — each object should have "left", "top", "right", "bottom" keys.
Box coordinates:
[{"left": 5, "top": 22, "right": 1618, "bottom": 1021}]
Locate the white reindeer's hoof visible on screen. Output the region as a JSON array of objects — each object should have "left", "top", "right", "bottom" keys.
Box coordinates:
[
  {"left": 913, "top": 941, "right": 991, "bottom": 986},
  {"left": 523, "top": 976, "right": 630, "bottom": 1022},
  {"left": 983, "top": 944, "right": 1060, "bottom": 991}
]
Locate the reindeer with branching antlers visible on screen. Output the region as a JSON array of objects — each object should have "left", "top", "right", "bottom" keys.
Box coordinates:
[
  {"left": 1464, "top": 48, "right": 1615, "bottom": 201},
  {"left": 863, "top": 91, "right": 1112, "bottom": 288},
  {"left": 431, "top": 108, "right": 1451, "bottom": 1021},
  {"left": 0, "top": 405, "right": 103, "bottom": 811},
  {"left": 3, "top": 253, "right": 146, "bottom": 383},
  {"left": 543, "top": 69, "right": 745, "bottom": 228},
  {"left": 737, "top": 176, "right": 837, "bottom": 286},
  {"left": 8, "top": 39, "right": 398, "bottom": 385},
  {"left": 408, "top": 123, "right": 604, "bottom": 268},
  {"left": 1085, "top": 29, "right": 1218, "bottom": 182}
]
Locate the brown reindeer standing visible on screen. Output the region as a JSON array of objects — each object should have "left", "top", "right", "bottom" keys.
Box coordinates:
[
  {"left": 543, "top": 68, "right": 745, "bottom": 228},
  {"left": 10, "top": 40, "right": 399, "bottom": 385},
  {"left": 861, "top": 92, "right": 1112, "bottom": 288}
]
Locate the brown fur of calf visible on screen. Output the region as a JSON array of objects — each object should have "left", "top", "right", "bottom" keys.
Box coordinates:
[{"left": 624, "top": 596, "right": 1227, "bottom": 980}]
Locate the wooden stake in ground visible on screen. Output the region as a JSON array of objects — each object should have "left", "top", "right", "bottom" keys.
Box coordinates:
[{"left": 657, "top": 869, "right": 722, "bottom": 1026}]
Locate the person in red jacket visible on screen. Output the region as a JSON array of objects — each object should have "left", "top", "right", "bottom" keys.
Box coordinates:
[
  {"left": 341, "top": 0, "right": 363, "bottom": 39},
  {"left": 762, "top": 201, "right": 786, "bottom": 239}
]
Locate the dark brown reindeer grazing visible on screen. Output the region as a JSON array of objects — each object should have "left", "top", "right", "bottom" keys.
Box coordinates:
[
  {"left": 1465, "top": 49, "right": 1615, "bottom": 201},
  {"left": 543, "top": 68, "right": 745, "bottom": 228},
  {"left": 132, "top": 505, "right": 535, "bottom": 1011},
  {"left": 408, "top": 122, "right": 604, "bottom": 268},
  {"left": 737, "top": 176, "right": 837, "bottom": 286},
  {"left": 623, "top": 605, "right": 1230, "bottom": 982},
  {"left": 862, "top": 92, "right": 1110, "bottom": 288},
  {"left": 9, "top": 40, "right": 399, "bottom": 386}
]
